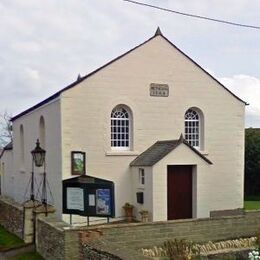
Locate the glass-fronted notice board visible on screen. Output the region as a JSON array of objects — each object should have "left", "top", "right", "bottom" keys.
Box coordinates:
[{"left": 62, "top": 175, "right": 115, "bottom": 218}]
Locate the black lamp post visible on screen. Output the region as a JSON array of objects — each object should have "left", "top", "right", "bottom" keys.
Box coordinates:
[{"left": 30, "top": 139, "right": 47, "bottom": 214}]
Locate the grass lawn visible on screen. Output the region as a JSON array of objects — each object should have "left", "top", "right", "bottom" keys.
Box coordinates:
[
  {"left": 244, "top": 196, "right": 260, "bottom": 210},
  {"left": 244, "top": 200, "right": 260, "bottom": 210},
  {"left": 10, "top": 252, "right": 44, "bottom": 260},
  {"left": 0, "top": 225, "right": 24, "bottom": 250}
]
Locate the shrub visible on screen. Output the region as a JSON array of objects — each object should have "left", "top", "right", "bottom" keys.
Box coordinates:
[
  {"left": 142, "top": 237, "right": 257, "bottom": 258},
  {"left": 163, "top": 239, "right": 200, "bottom": 260},
  {"left": 256, "top": 230, "right": 260, "bottom": 249},
  {"left": 248, "top": 249, "right": 260, "bottom": 259},
  {"left": 122, "top": 202, "right": 133, "bottom": 208}
]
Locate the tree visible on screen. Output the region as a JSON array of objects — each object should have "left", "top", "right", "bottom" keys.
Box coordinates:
[
  {"left": 0, "top": 111, "right": 13, "bottom": 148},
  {"left": 245, "top": 128, "right": 260, "bottom": 196}
]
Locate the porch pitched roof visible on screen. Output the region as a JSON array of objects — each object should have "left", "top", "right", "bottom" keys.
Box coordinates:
[{"left": 130, "top": 135, "right": 212, "bottom": 167}]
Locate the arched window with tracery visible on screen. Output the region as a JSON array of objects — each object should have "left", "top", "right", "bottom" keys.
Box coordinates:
[
  {"left": 184, "top": 109, "right": 201, "bottom": 149},
  {"left": 111, "top": 106, "right": 131, "bottom": 150}
]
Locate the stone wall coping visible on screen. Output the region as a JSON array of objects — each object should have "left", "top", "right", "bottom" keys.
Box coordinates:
[
  {"left": 23, "top": 200, "right": 41, "bottom": 208},
  {"left": 37, "top": 216, "right": 70, "bottom": 232},
  {"left": 244, "top": 209, "right": 260, "bottom": 213},
  {"left": 62, "top": 213, "right": 252, "bottom": 232},
  {"left": 36, "top": 209, "right": 260, "bottom": 234},
  {"left": 0, "top": 196, "right": 23, "bottom": 211}
]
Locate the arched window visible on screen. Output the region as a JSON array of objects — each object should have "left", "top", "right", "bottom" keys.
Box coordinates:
[
  {"left": 39, "top": 116, "right": 45, "bottom": 149},
  {"left": 184, "top": 109, "right": 201, "bottom": 149},
  {"left": 20, "top": 124, "right": 25, "bottom": 166},
  {"left": 111, "top": 106, "right": 131, "bottom": 150}
]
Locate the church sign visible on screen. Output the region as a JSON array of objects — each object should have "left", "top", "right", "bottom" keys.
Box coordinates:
[
  {"left": 150, "top": 83, "right": 169, "bottom": 97},
  {"left": 63, "top": 175, "right": 115, "bottom": 218}
]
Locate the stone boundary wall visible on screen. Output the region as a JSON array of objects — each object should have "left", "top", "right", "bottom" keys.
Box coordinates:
[
  {"left": 1, "top": 196, "right": 259, "bottom": 259},
  {"left": 0, "top": 244, "right": 35, "bottom": 259},
  {"left": 210, "top": 208, "right": 245, "bottom": 217},
  {"left": 36, "top": 210, "right": 260, "bottom": 260},
  {"left": 0, "top": 196, "right": 23, "bottom": 238},
  {"left": 36, "top": 217, "right": 81, "bottom": 260}
]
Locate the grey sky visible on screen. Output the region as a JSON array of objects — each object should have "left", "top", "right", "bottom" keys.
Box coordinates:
[{"left": 0, "top": 0, "right": 260, "bottom": 126}]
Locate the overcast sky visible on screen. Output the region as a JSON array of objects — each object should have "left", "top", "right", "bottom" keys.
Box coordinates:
[{"left": 0, "top": 0, "right": 260, "bottom": 127}]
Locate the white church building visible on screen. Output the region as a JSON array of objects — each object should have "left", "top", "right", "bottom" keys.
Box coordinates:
[{"left": 0, "top": 28, "right": 246, "bottom": 222}]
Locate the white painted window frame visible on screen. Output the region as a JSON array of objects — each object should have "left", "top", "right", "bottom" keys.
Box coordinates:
[
  {"left": 139, "top": 168, "right": 145, "bottom": 185},
  {"left": 111, "top": 106, "right": 131, "bottom": 151},
  {"left": 184, "top": 109, "right": 200, "bottom": 149}
]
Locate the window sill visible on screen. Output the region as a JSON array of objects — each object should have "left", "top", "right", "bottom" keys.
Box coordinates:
[
  {"left": 200, "top": 150, "right": 209, "bottom": 156},
  {"left": 106, "top": 151, "right": 140, "bottom": 156}
]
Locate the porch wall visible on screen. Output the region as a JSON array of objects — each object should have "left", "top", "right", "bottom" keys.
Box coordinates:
[
  {"left": 131, "top": 166, "right": 153, "bottom": 221},
  {"left": 152, "top": 144, "right": 211, "bottom": 221}
]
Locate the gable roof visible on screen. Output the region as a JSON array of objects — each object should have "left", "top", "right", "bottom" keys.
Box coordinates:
[
  {"left": 11, "top": 27, "right": 247, "bottom": 122},
  {"left": 130, "top": 134, "right": 212, "bottom": 167}
]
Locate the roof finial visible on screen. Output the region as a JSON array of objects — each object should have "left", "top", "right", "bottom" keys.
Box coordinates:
[
  {"left": 77, "top": 74, "right": 81, "bottom": 81},
  {"left": 155, "top": 27, "right": 163, "bottom": 36}
]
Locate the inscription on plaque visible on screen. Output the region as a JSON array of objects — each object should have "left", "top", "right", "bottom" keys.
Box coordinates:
[{"left": 150, "top": 83, "right": 169, "bottom": 97}]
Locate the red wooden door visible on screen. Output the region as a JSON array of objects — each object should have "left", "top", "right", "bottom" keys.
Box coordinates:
[{"left": 167, "top": 165, "right": 192, "bottom": 220}]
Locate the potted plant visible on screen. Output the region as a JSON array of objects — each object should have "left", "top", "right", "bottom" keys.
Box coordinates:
[
  {"left": 139, "top": 209, "right": 149, "bottom": 222},
  {"left": 123, "top": 202, "right": 134, "bottom": 222}
]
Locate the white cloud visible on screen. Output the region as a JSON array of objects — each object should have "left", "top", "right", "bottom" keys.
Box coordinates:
[
  {"left": 219, "top": 75, "right": 260, "bottom": 127},
  {"left": 0, "top": 0, "right": 259, "bottom": 127},
  {"left": 11, "top": 41, "right": 41, "bottom": 53}
]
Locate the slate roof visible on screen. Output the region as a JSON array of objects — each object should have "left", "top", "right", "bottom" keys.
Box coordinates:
[
  {"left": 130, "top": 135, "right": 212, "bottom": 167},
  {"left": 0, "top": 142, "right": 13, "bottom": 158},
  {"left": 11, "top": 27, "right": 247, "bottom": 122},
  {"left": 4, "top": 142, "right": 13, "bottom": 150}
]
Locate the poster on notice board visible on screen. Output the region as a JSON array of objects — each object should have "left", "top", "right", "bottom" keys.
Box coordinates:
[
  {"left": 96, "top": 189, "right": 111, "bottom": 215},
  {"left": 67, "top": 187, "right": 84, "bottom": 211}
]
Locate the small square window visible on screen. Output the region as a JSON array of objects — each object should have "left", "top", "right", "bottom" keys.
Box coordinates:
[{"left": 139, "top": 168, "right": 145, "bottom": 185}]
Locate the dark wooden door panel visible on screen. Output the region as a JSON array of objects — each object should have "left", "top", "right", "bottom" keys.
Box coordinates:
[{"left": 167, "top": 165, "right": 192, "bottom": 220}]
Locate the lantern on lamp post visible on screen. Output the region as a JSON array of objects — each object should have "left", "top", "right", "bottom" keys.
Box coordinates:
[{"left": 31, "top": 139, "right": 46, "bottom": 167}]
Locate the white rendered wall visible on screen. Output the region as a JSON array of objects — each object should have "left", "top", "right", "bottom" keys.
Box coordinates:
[
  {"left": 0, "top": 150, "right": 14, "bottom": 198},
  {"left": 60, "top": 35, "right": 244, "bottom": 220},
  {"left": 11, "top": 99, "right": 62, "bottom": 217},
  {"left": 152, "top": 144, "right": 211, "bottom": 221},
  {"left": 5, "top": 34, "right": 245, "bottom": 222},
  {"left": 131, "top": 166, "right": 153, "bottom": 221}
]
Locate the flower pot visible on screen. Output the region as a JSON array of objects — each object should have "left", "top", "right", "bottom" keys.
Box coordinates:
[
  {"left": 140, "top": 212, "right": 149, "bottom": 222},
  {"left": 123, "top": 207, "right": 134, "bottom": 222}
]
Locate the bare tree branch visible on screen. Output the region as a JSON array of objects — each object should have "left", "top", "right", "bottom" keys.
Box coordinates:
[{"left": 0, "top": 111, "right": 13, "bottom": 148}]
